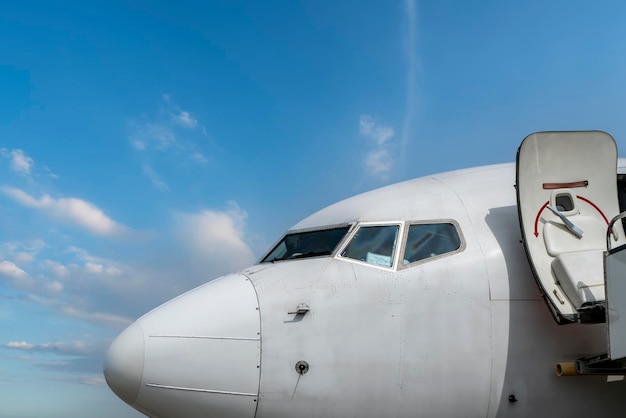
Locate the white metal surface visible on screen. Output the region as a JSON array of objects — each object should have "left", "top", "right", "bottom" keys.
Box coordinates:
[
  {"left": 106, "top": 155, "right": 626, "bottom": 418},
  {"left": 245, "top": 248, "right": 492, "bottom": 418},
  {"left": 105, "top": 274, "right": 261, "bottom": 418}
]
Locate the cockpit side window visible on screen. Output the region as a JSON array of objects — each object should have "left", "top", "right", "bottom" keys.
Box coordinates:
[
  {"left": 261, "top": 226, "right": 351, "bottom": 263},
  {"left": 402, "top": 223, "right": 461, "bottom": 265},
  {"left": 341, "top": 225, "right": 399, "bottom": 268}
]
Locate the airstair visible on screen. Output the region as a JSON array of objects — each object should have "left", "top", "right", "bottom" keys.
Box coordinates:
[{"left": 517, "top": 131, "right": 626, "bottom": 373}]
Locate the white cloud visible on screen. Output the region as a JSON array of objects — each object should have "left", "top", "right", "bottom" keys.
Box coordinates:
[
  {"left": 67, "top": 247, "right": 124, "bottom": 277},
  {"left": 0, "top": 260, "right": 36, "bottom": 290},
  {"left": 10, "top": 149, "right": 34, "bottom": 175},
  {"left": 41, "top": 260, "right": 69, "bottom": 277},
  {"left": 359, "top": 115, "right": 396, "bottom": 179},
  {"left": 0, "top": 259, "right": 64, "bottom": 296},
  {"left": 365, "top": 149, "right": 393, "bottom": 175},
  {"left": 4, "top": 339, "right": 100, "bottom": 356},
  {"left": 175, "top": 202, "right": 256, "bottom": 276},
  {"left": 5, "top": 341, "right": 34, "bottom": 349},
  {"left": 0, "top": 260, "right": 27, "bottom": 278},
  {"left": 1, "top": 149, "right": 34, "bottom": 176},
  {"left": 1, "top": 187, "right": 127, "bottom": 237},
  {"left": 359, "top": 115, "right": 395, "bottom": 145},
  {"left": 175, "top": 111, "right": 198, "bottom": 129},
  {"left": 85, "top": 262, "right": 104, "bottom": 274}
]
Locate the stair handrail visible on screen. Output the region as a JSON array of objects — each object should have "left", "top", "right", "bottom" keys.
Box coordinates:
[{"left": 607, "top": 211, "right": 626, "bottom": 251}]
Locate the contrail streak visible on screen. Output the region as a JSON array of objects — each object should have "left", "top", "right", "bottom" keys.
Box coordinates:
[{"left": 402, "top": 0, "right": 418, "bottom": 174}]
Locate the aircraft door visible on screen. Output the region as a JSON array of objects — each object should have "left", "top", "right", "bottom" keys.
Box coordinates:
[
  {"left": 516, "top": 131, "right": 624, "bottom": 323},
  {"left": 249, "top": 258, "right": 405, "bottom": 418}
]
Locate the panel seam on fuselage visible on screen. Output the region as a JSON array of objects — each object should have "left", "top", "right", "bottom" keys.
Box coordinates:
[
  {"left": 144, "top": 383, "right": 257, "bottom": 396},
  {"left": 148, "top": 335, "right": 260, "bottom": 341}
]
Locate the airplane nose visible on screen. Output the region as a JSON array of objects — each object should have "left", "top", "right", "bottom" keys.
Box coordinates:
[
  {"left": 105, "top": 273, "right": 261, "bottom": 418},
  {"left": 103, "top": 321, "right": 145, "bottom": 406}
]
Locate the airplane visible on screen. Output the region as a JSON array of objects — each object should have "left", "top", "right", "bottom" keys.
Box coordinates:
[{"left": 104, "top": 131, "right": 626, "bottom": 417}]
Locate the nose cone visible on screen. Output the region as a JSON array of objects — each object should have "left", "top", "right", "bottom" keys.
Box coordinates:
[
  {"left": 105, "top": 273, "right": 261, "bottom": 418},
  {"left": 104, "top": 321, "right": 145, "bottom": 406}
]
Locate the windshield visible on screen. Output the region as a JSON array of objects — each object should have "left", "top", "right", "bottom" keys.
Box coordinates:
[{"left": 261, "top": 226, "right": 351, "bottom": 263}]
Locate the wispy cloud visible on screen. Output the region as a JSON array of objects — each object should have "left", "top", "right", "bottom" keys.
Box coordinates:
[
  {"left": 175, "top": 110, "right": 198, "bottom": 129},
  {"left": 129, "top": 122, "right": 178, "bottom": 152},
  {"left": 0, "top": 259, "right": 60, "bottom": 295},
  {"left": 9, "top": 149, "right": 33, "bottom": 175},
  {"left": 162, "top": 94, "right": 198, "bottom": 129},
  {"left": 24, "top": 293, "right": 133, "bottom": 328},
  {"left": 2, "top": 240, "right": 44, "bottom": 267},
  {"left": 359, "top": 115, "right": 396, "bottom": 179},
  {"left": 84, "top": 262, "right": 121, "bottom": 276},
  {"left": 360, "top": 115, "right": 395, "bottom": 145},
  {"left": 129, "top": 95, "right": 206, "bottom": 158},
  {"left": 190, "top": 151, "right": 208, "bottom": 164},
  {"left": 142, "top": 164, "right": 169, "bottom": 190},
  {"left": 1, "top": 148, "right": 58, "bottom": 179},
  {"left": 3, "top": 338, "right": 113, "bottom": 379},
  {"left": 15, "top": 252, "right": 35, "bottom": 263},
  {"left": 1, "top": 242, "right": 137, "bottom": 328},
  {"left": 129, "top": 95, "right": 209, "bottom": 189},
  {"left": 58, "top": 305, "right": 131, "bottom": 328},
  {"left": 41, "top": 260, "right": 69, "bottom": 277},
  {"left": 3, "top": 340, "right": 97, "bottom": 355},
  {"left": 364, "top": 149, "right": 393, "bottom": 176},
  {"left": 0, "top": 199, "right": 258, "bottom": 335},
  {"left": 1, "top": 148, "right": 34, "bottom": 176},
  {"left": 1, "top": 187, "right": 127, "bottom": 237}
]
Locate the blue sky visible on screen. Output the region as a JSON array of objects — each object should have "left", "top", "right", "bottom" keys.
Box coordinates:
[{"left": 2, "top": 1, "right": 626, "bottom": 416}]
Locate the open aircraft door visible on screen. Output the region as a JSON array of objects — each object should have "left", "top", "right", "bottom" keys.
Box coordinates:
[
  {"left": 605, "top": 213, "right": 626, "bottom": 360},
  {"left": 516, "top": 131, "right": 625, "bottom": 325}
]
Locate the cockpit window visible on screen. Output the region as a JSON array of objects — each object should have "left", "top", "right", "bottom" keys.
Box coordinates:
[
  {"left": 341, "top": 225, "right": 399, "bottom": 268},
  {"left": 403, "top": 223, "right": 461, "bottom": 265},
  {"left": 261, "top": 226, "right": 350, "bottom": 263}
]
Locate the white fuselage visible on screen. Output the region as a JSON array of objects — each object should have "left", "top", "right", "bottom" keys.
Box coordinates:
[{"left": 104, "top": 162, "right": 626, "bottom": 418}]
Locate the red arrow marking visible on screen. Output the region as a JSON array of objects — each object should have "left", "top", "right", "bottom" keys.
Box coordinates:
[
  {"left": 577, "top": 195, "right": 615, "bottom": 237},
  {"left": 534, "top": 201, "right": 550, "bottom": 237},
  {"left": 532, "top": 196, "right": 611, "bottom": 238},
  {"left": 576, "top": 195, "right": 609, "bottom": 225}
]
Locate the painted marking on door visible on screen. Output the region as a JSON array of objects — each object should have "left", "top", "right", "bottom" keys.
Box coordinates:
[
  {"left": 533, "top": 196, "right": 610, "bottom": 238},
  {"left": 533, "top": 201, "right": 550, "bottom": 237}
]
